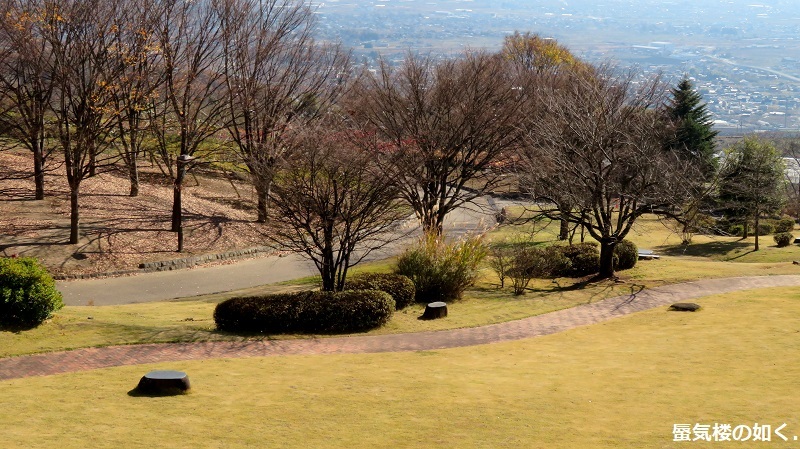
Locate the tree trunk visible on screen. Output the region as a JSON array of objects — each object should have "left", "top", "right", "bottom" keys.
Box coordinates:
[
  {"left": 171, "top": 182, "right": 182, "bottom": 232},
  {"left": 33, "top": 146, "right": 45, "bottom": 200},
  {"left": 754, "top": 214, "right": 760, "bottom": 251},
  {"left": 742, "top": 222, "right": 749, "bottom": 239},
  {"left": 129, "top": 161, "right": 139, "bottom": 197},
  {"left": 597, "top": 238, "right": 617, "bottom": 279},
  {"left": 255, "top": 182, "right": 269, "bottom": 223},
  {"left": 69, "top": 186, "right": 80, "bottom": 244},
  {"left": 559, "top": 218, "right": 569, "bottom": 241},
  {"left": 88, "top": 143, "right": 97, "bottom": 177}
]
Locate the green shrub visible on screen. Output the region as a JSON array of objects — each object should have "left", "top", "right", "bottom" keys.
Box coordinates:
[
  {"left": 345, "top": 273, "right": 415, "bottom": 310},
  {"left": 214, "top": 290, "right": 394, "bottom": 334},
  {"left": 507, "top": 246, "right": 571, "bottom": 295},
  {"left": 727, "top": 224, "right": 744, "bottom": 237},
  {"left": 556, "top": 242, "right": 600, "bottom": 277},
  {"left": 613, "top": 239, "right": 638, "bottom": 271},
  {"left": 757, "top": 222, "right": 775, "bottom": 235},
  {"left": 773, "top": 232, "right": 794, "bottom": 248},
  {"left": 395, "top": 233, "right": 487, "bottom": 302},
  {"left": 0, "top": 257, "right": 63, "bottom": 329},
  {"left": 774, "top": 217, "right": 795, "bottom": 233}
]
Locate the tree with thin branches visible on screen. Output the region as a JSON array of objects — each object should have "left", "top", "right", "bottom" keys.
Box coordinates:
[
  {"left": 266, "top": 124, "right": 406, "bottom": 291},
  {"left": 517, "top": 67, "right": 695, "bottom": 279},
  {"left": 351, "top": 52, "right": 521, "bottom": 235},
  {"left": 219, "top": 0, "right": 350, "bottom": 223}
]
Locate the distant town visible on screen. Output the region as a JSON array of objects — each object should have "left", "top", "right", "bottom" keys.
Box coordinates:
[{"left": 312, "top": 0, "right": 800, "bottom": 134}]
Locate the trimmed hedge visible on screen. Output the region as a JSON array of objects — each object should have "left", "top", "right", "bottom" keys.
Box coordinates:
[
  {"left": 556, "top": 242, "right": 600, "bottom": 277},
  {"left": 774, "top": 232, "right": 794, "bottom": 248},
  {"left": 0, "top": 257, "right": 64, "bottom": 329},
  {"left": 345, "top": 273, "right": 415, "bottom": 310},
  {"left": 613, "top": 239, "right": 638, "bottom": 271},
  {"left": 214, "top": 290, "right": 394, "bottom": 334}
]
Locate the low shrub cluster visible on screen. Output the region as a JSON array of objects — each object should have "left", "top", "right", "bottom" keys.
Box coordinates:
[
  {"left": 506, "top": 245, "right": 570, "bottom": 295},
  {"left": 395, "top": 233, "right": 486, "bottom": 302},
  {"left": 214, "top": 290, "right": 394, "bottom": 334},
  {"left": 774, "top": 232, "right": 794, "bottom": 248},
  {"left": 613, "top": 239, "right": 638, "bottom": 271},
  {"left": 557, "top": 242, "right": 600, "bottom": 277},
  {"left": 757, "top": 222, "right": 775, "bottom": 236},
  {"left": 774, "top": 217, "right": 796, "bottom": 234},
  {"left": 345, "top": 273, "right": 415, "bottom": 310},
  {"left": 0, "top": 257, "right": 64, "bottom": 329}
]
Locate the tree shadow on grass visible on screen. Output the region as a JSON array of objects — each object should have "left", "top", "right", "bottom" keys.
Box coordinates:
[{"left": 655, "top": 239, "right": 753, "bottom": 258}]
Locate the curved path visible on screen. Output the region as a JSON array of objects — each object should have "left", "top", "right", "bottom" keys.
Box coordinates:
[{"left": 3, "top": 275, "right": 800, "bottom": 381}]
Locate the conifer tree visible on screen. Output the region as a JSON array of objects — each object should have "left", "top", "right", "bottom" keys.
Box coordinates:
[{"left": 666, "top": 77, "right": 718, "bottom": 180}]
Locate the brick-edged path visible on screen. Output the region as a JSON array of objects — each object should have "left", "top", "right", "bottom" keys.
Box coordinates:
[{"left": 3, "top": 275, "right": 800, "bottom": 381}]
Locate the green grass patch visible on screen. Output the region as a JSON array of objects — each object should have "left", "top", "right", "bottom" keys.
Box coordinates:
[{"left": 2, "top": 286, "right": 799, "bottom": 448}]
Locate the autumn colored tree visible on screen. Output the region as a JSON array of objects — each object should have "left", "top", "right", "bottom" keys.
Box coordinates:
[
  {"left": 108, "top": 0, "right": 163, "bottom": 197},
  {"left": 44, "top": 0, "right": 124, "bottom": 244},
  {"left": 0, "top": 0, "right": 57, "bottom": 200}
]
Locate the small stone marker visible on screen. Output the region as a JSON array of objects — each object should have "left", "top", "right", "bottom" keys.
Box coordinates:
[
  {"left": 668, "top": 303, "right": 701, "bottom": 312},
  {"left": 420, "top": 301, "right": 448, "bottom": 320},
  {"left": 135, "top": 370, "right": 190, "bottom": 395}
]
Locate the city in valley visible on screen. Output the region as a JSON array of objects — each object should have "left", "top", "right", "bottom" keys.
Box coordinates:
[{"left": 314, "top": 0, "right": 800, "bottom": 133}]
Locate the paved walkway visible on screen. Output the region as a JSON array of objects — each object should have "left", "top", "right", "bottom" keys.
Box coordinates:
[
  {"left": 56, "top": 198, "right": 497, "bottom": 306},
  {"left": 3, "top": 275, "right": 800, "bottom": 381}
]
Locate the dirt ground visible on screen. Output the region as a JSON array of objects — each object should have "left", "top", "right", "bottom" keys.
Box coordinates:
[{"left": 0, "top": 149, "right": 271, "bottom": 277}]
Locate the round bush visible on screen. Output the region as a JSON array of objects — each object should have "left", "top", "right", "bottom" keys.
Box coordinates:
[
  {"left": 214, "top": 290, "right": 394, "bottom": 334},
  {"left": 0, "top": 257, "right": 64, "bottom": 328},
  {"left": 727, "top": 224, "right": 744, "bottom": 237},
  {"left": 773, "top": 232, "right": 794, "bottom": 248},
  {"left": 556, "top": 242, "right": 600, "bottom": 277},
  {"left": 757, "top": 222, "right": 775, "bottom": 235},
  {"left": 345, "top": 273, "right": 415, "bottom": 310},
  {"left": 613, "top": 239, "right": 638, "bottom": 271},
  {"left": 774, "top": 217, "right": 795, "bottom": 234}
]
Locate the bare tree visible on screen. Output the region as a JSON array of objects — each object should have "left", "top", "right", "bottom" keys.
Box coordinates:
[
  {"left": 218, "top": 0, "right": 350, "bottom": 223},
  {"left": 517, "top": 67, "right": 695, "bottom": 279},
  {"left": 266, "top": 123, "right": 406, "bottom": 292},
  {"left": 0, "top": 0, "right": 57, "bottom": 200},
  {"left": 44, "top": 0, "right": 123, "bottom": 244},
  {"left": 151, "top": 0, "right": 226, "bottom": 251},
  {"left": 108, "top": 0, "right": 162, "bottom": 197},
  {"left": 350, "top": 52, "right": 521, "bottom": 235}
]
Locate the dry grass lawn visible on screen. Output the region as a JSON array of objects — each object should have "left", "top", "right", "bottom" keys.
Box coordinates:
[{"left": 1, "top": 286, "right": 798, "bottom": 448}]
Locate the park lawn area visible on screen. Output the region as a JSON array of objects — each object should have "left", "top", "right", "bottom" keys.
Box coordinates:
[
  {"left": 1, "top": 286, "right": 798, "bottom": 448},
  {"left": 3, "top": 214, "right": 800, "bottom": 358}
]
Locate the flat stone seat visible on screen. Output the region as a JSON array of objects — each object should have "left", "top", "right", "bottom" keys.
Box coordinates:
[
  {"left": 668, "top": 302, "right": 701, "bottom": 312},
  {"left": 135, "top": 370, "right": 190, "bottom": 395},
  {"left": 420, "top": 301, "right": 448, "bottom": 320},
  {"left": 638, "top": 249, "right": 660, "bottom": 260}
]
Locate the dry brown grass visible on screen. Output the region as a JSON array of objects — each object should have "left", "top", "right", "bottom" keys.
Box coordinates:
[{"left": 0, "top": 150, "right": 270, "bottom": 276}]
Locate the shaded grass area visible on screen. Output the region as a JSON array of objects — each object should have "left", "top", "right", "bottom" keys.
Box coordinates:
[{"left": 2, "top": 287, "right": 799, "bottom": 448}]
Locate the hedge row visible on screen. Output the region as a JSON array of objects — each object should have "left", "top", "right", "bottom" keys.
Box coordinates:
[
  {"left": 344, "top": 273, "right": 415, "bottom": 310},
  {"left": 214, "top": 290, "right": 394, "bottom": 334}
]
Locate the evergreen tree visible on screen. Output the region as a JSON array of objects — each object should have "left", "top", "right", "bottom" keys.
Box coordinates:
[
  {"left": 666, "top": 77, "right": 719, "bottom": 180},
  {"left": 718, "top": 137, "right": 786, "bottom": 251}
]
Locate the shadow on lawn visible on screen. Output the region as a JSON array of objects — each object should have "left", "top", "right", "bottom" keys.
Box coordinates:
[{"left": 655, "top": 239, "right": 754, "bottom": 259}]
